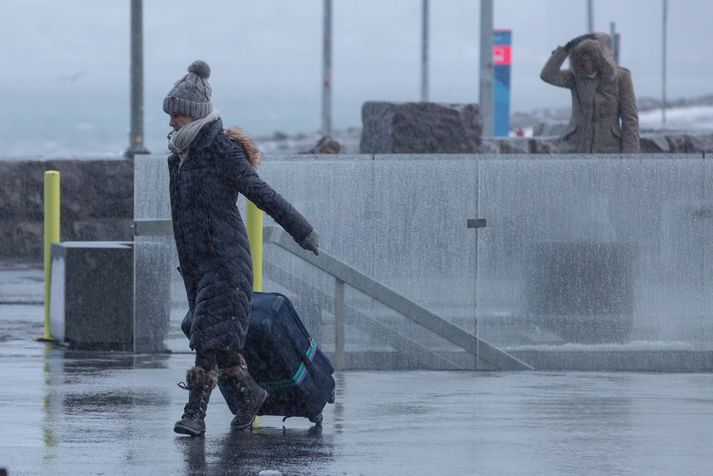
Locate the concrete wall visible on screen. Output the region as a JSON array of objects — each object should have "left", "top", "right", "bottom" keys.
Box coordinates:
[
  {"left": 0, "top": 159, "right": 133, "bottom": 262},
  {"left": 4, "top": 136, "right": 711, "bottom": 262}
]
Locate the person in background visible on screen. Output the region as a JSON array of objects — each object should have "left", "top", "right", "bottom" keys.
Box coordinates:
[
  {"left": 311, "top": 136, "right": 342, "bottom": 154},
  {"left": 164, "top": 60, "right": 320, "bottom": 437},
  {"left": 540, "top": 32, "right": 640, "bottom": 153}
]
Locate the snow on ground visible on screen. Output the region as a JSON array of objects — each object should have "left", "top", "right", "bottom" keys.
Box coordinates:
[
  {"left": 639, "top": 105, "right": 713, "bottom": 131},
  {"left": 506, "top": 340, "right": 700, "bottom": 353}
]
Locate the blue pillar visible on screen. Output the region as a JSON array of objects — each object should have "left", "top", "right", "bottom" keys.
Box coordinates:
[{"left": 493, "top": 30, "right": 512, "bottom": 137}]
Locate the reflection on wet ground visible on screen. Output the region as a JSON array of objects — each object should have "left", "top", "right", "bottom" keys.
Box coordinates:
[
  {"left": 2, "top": 297, "right": 713, "bottom": 474},
  {"left": 175, "top": 425, "right": 332, "bottom": 476}
]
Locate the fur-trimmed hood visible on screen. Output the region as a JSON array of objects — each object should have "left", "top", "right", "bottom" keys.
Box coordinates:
[
  {"left": 569, "top": 32, "right": 617, "bottom": 81},
  {"left": 225, "top": 127, "right": 261, "bottom": 166}
]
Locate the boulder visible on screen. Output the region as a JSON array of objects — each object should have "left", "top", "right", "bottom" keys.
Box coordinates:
[
  {"left": 689, "top": 133, "right": 713, "bottom": 153},
  {"left": 639, "top": 134, "right": 671, "bottom": 153},
  {"left": 530, "top": 137, "right": 563, "bottom": 154},
  {"left": 533, "top": 121, "right": 569, "bottom": 137},
  {"left": 665, "top": 134, "right": 693, "bottom": 152},
  {"left": 360, "top": 101, "right": 482, "bottom": 154},
  {"left": 495, "top": 137, "right": 530, "bottom": 154}
]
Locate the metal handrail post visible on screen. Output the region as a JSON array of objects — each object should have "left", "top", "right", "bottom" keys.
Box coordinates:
[{"left": 334, "top": 278, "right": 346, "bottom": 370}]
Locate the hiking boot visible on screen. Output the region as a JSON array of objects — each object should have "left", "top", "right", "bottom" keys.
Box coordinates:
[
  {"left": 174, "top": 367, "right": 216, "bottom": 437},
  {"left": 220, "top": 357, "right": 268, "bottom": 430}
]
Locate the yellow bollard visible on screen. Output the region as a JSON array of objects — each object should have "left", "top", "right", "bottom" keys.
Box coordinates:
[
  {"left": 245, "top": 200, "right": 263, "bottom": 429},
  {"left": 42, "top": 171, "right": 60, "bottom": 341},
  {"left": 245, "top": 200, "right": 263, "bottom": 292}
]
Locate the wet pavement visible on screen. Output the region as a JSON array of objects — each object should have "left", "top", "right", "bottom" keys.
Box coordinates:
[{"left": 2, "top": 265, "right": 713, "bottom": 475}]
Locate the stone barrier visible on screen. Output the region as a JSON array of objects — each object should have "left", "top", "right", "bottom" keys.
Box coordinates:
[{"left": 0, "top": 159, "right": 133, "bottom": 261}]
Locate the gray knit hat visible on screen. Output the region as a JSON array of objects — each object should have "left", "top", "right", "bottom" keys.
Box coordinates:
[{"left": 163, "top": 60, "right": 213, "bottom": 119}]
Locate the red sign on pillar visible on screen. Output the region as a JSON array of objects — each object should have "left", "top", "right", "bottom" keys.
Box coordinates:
[{"left": 493, "top": 45, "right": 512, "bottom": 66}]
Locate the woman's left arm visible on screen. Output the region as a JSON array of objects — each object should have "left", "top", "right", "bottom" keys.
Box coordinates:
[
  {"left": 619, "top": 69, "right": 640, "bottom": 153},
  {"left": 227, "top": 144, "right": 313, "bottom": 243}
]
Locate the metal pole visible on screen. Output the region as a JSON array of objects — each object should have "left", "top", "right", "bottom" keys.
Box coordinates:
[
  {"left": 609, "top": 22, "right": 620, "bottom": 65},
  {"left": 321, "top": 0, "right": 333, "bottom": 138},
  {"left": 334, "top": 278, "right": 345, "bottom": 371},
  {"left": 479, "top": 0, "right": 494, "bottom": 137},
  {"left": 126, "top": 0, "right": 149, "bottom": 157},
  {"left": 467, "top": 213, "right": 488, "bottom": 367},
  {"left": 587, "top": 0, "right": 594, "bottom": 32},
  {"left": 662, "top": 0, "right": 668, "bottom": 126},
  {"left": 421, "top": 0, "right": 429, "bottom": 102}
]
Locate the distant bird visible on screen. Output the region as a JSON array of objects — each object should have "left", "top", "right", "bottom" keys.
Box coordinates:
[{"left": 57, "top": 71, "right": 85, "bottom": 82}]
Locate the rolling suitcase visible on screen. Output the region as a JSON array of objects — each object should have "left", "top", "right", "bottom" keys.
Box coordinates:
[{"left": 181, "top": 292, "right": 336, "bottom": 425}]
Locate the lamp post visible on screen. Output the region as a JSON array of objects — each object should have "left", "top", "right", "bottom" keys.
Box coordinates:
[
  {"left": 321, "top": 0, "right": 333, "bottom": 138},
  {"left": 126, "top": 0, "right": 149, "bottom": 157},
  {"left": 421, "top": 0, "right": 429, "bottom": 102},
  {"left": 662, "top": 0, "right": 668, "bottom": 126},
  {"left": 479, "top": 0, "right": 494, "bottom": 137}
]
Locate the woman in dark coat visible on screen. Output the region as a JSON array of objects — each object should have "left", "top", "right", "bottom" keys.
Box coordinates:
[{"left": 164, "top": 61, "right": 319, "bottom": 436}]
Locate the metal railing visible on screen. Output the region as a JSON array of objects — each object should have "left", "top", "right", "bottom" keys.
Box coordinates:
[{"left": 133, "top": 219, "right": 533, "bottom": 370}]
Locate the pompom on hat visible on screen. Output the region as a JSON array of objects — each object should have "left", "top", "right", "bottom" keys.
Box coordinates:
[{"left": 163, "top": 60, "right": 213, "bottom": 119}]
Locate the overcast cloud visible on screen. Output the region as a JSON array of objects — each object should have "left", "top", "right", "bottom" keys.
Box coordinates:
[{"left": 0, "top": 0, "right": 711, "bottom": 154}]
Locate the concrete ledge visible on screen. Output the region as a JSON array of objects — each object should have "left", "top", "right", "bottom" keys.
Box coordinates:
[
  {"left": 511, "top": 350, "right": 713, "bottom": 371},
  {"left": 331, "top": 350, "right": 713, "bottom": 371},
  {"left": 50, "top": 241, "right": 134, "bottom": 351}
]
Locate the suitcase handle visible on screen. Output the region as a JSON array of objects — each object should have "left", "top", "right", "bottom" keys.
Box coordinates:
[{"left": 289, "top": 334, "right": 318, "bottom": 377}]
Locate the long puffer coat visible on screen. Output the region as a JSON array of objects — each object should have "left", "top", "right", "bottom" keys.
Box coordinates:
[
  {"left": 168, "top": 118, "right": 313, "bottom": 355},
  {"left": 540, "top": 33, "right": 640, "bottom": 153}
]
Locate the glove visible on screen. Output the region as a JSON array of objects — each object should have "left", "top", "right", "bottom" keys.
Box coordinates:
[
  {"left": 564, "top": 33, "right": 597, "bottom": 52},
  {"left": 299, "top": 230, "right": 320, "bottom": 256}
]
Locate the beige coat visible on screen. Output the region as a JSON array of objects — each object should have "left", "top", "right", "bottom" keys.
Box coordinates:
[{"left": 540, "top": 34, "right": 640, "bottom": 153}]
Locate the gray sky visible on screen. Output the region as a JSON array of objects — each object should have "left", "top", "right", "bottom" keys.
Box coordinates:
[{"left": 1, "top": 0, "right": 711, "bottom": 152}]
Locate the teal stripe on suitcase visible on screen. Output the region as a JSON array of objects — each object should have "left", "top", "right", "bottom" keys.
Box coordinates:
[{"left": 258, "top": 338, "right": 317, "bottom": 390}]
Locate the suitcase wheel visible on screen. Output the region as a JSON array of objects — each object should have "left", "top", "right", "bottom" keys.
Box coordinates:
[{"left": 309, "top": 413, "right": 323, "bottom": 426}]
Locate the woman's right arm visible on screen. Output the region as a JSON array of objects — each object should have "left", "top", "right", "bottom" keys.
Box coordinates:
[{"left": 540, "top": 47, "right": 574, "bottom": 89}]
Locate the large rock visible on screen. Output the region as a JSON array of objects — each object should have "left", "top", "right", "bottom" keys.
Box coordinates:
[
  {"left": 494, "top": 137, "right": 530, "bottom": 154},
  {"left": 639, "top": 134, "right": 672, "bottom": 153},
  {"left": 360, "top": 101, "right": 482, "bottom": 154},
  {"left": 533, "top": 121, "right": 569, "bottom": 137},
  {"left": 689, "top": 133, "right": 713, "bottom": 153},
  {"left": 530, "top": 137, "right": 563, "bottom": 154},
  {"left": 665, "top": 134, "right": 693, "bottom": 152}
]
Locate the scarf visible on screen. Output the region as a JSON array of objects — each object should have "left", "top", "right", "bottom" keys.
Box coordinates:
[{"left": 168, "top": 110, "right": 220, "bottom": 167}]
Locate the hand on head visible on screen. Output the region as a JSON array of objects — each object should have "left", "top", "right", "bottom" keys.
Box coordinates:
[{"left": 564, "top": 33, "right": 597, "bottom": 52}]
